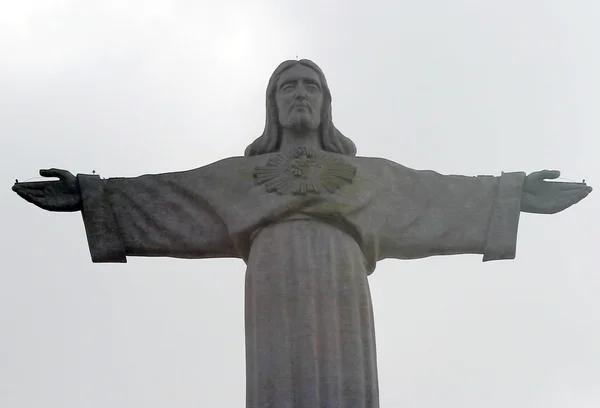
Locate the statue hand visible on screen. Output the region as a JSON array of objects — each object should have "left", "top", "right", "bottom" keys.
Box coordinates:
[
  {"left": 12, "top": 169, "right": 82, "bottom": 212},
  {"left": 521, "top": 170, "right": 592, "bottom": 214}
]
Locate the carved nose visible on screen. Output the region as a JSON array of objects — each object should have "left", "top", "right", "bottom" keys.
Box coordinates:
[{"left": 295, "top": 85, "right": 307, "bottom": 98}]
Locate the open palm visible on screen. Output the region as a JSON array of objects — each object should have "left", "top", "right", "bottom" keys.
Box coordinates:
[
  {"left": 521, "top": 170, "right": 592, "bottom": 214},
  {"left": 12, "top": 169, "right": 82, "bottom": 212}
]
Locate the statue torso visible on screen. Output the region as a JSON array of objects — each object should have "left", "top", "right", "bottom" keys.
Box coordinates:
[{"left": 194, "top": 147, "right": 391, "bottom": 271}]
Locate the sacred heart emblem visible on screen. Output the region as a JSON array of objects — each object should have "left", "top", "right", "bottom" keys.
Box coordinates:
[{"left": 253, "top": 146, "right": 356, "bottom": 195}]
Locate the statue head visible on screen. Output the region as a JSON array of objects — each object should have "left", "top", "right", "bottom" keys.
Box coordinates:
[{"left": 244, "top": 59, "right": 357, "bottom": 156}]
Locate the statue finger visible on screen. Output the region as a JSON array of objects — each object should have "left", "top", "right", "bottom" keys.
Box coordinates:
[
  {"left": 567, "top": 185, "right": 594, "bottom": 198},
  {"left": 39, "top": 168, "right": 73, "bottom": 180},
  {"left": 580, "top": 186, "right": 593, "bottom": 198},
  {"left": 531, "top": 169, "right": 560, "bottom": 181},
  {"left": 14, "top": 188, "right": 45, "bottom": 206},
  {"left": 12, "top": 183, "right": 33, "bottom": 195},
  {"left": 12, "top": 181, "right": 52, "bottom": 191},
  {"left": 559, "top": 189, "right": 591, "bottom": 211},
  {"left": 553, "top": 182, "right": 593, "bottom": 191}
]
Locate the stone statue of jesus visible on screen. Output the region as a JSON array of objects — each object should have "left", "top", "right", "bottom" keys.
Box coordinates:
[{"left": 13, "top": 60, "right": 592, "bottom": 408}]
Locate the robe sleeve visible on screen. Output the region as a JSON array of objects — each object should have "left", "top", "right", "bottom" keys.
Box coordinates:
[
  {"left": 376, "top": 164, "right": 526, "bottom": 262},
  {"left": 77, "top": 169, "right": 238, "bottom": 263}
]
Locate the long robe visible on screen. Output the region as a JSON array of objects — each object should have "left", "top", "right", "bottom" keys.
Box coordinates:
[{"left": 77, "top": 151, "right": 525, "bottom": 408}]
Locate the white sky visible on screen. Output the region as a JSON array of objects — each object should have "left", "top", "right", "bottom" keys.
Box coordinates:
[{"left": 1, "top": 1, "right": 598, "bottom": 407}]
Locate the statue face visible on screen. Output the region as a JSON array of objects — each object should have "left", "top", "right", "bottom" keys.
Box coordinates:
[{"left": 275, "top": 64, "right": 323, "bottom": 132}]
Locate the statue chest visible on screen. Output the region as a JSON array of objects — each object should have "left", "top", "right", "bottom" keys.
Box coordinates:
[
  {"left": 253, "top": 146, "right": 357, "bottom": 196},
  {"left": 206, "top": 148, "right": 375, "bottom": 235}
]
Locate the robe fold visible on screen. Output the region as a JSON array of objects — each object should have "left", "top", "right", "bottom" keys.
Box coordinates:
[{"left": 77, "top": 152, "right": 525, "bottom": 408}]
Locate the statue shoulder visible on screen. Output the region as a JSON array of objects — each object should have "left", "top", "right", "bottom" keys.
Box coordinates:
[
  {"left": 193, "top": 155, "right": 261, "bottom": 178},
  {"left": 158, "top": 155, "right": 259, "bottom": 194},
  {"left": 352, "top": 155, "right": 413, "bottom": 180}
]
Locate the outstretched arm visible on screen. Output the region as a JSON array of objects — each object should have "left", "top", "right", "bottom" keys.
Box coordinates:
[
  {"left": 375, "top": 163, "right": 591, "bottom": 263},
  {"left": 13, "top": 168, "right": 238, "bottom": 262}
]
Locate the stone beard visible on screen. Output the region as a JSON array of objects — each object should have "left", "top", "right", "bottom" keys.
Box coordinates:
[{"left": 282, "top": 108, "right": 319, "bottom": 131}]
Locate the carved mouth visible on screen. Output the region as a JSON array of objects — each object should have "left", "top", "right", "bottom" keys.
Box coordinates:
[{"left": 291, "top": 104, "right": 310, "bottom": 111}]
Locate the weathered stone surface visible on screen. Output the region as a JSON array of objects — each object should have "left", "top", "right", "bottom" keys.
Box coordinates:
[
  {"left": 76, "top": 152, "right": 525, "bottom": 408},
  {"left": 11, "top": 59, "right": 592, "bottom": 408}
]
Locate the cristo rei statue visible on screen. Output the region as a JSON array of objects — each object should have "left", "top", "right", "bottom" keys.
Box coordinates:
[{"left": 13, "top": 60, "right": 592, "bottom": 408}]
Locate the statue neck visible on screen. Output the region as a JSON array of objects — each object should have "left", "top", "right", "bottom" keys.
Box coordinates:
[{"left": 279, "top": 128, "right": 321, "bottom": 152}]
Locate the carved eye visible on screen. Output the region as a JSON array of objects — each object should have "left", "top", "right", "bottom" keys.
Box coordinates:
[
  {"left": 306, "top": 84, "right": 320, "bottom": 93},
  {"left": 282, "top": 84, "right": 295, "bottom": 93}
]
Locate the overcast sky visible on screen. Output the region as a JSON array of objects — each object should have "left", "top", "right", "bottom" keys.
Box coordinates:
[{"left": 1, "top": 1, "right": 599, "bottom": 407}]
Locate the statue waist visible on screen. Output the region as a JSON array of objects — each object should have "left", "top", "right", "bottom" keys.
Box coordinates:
[{"left": 249, "top": 213, "right": 361, "bottom": 249}]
